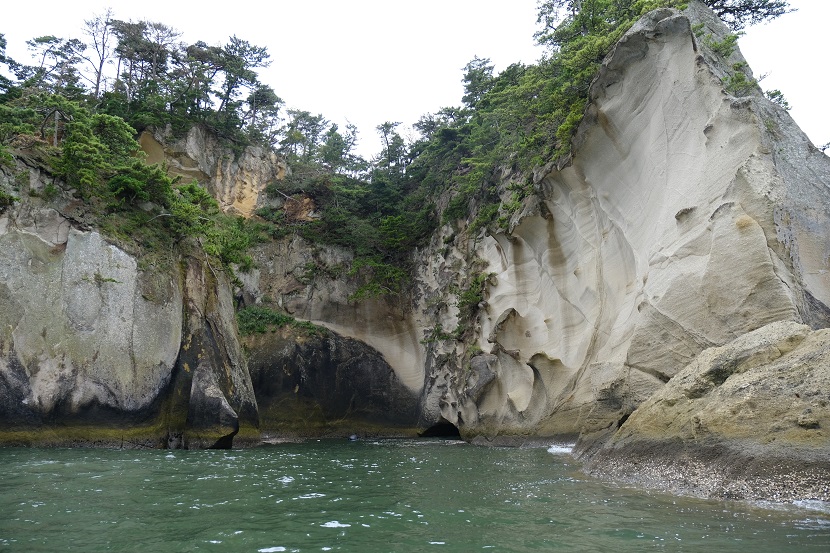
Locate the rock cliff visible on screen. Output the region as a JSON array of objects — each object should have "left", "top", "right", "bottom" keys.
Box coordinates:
[
  {"left": 260, "top": 2, "right": 829, "bottom": 449},
  {"left": 231, "top": 2, "right": 830, "bottom": 496},
  {"left": 0, "top": 1, "right": 828, "bottom": 499},
  {"left": 461, "top": 3, "right": 830, "bottom": 445},
  {"left": 140, "top": 125, "right": 287, "bottom": 217},
  {"left": 0, "top": 163, "right": 257, "bottom": 448}
]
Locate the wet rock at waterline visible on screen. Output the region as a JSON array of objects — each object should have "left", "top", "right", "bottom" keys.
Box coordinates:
[
  {"left": 0, "top": 2, "right": 828, "bottom": 502},
  {"left": 244, "top": 326, "right": 422, "bottom": 438},
  {"left": 583, "top": 321, "right": 830, "bottom": 501}
]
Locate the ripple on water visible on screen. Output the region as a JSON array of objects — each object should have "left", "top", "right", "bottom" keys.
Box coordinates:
[
  {"left": 792, "top": 500, "right": 830, "bottom": 515},
  {"left": 320, "top": 521, "right": 351, "bottom": 528},
  {"left": 1, "top": 443, "right": 828, "bottom": 552}
]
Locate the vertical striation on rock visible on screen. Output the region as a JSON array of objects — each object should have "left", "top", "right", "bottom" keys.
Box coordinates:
[
  {"left": 139, "top": 125, "right": 287, "bottom": 218},
  {"left": 168, "top": 256, "right": 259, "bottom": 448},
  {"left": 390, "top": 2, "right": 830, "bottom": 446},
  {"left": 0, "top": 2, "right": 827, "bottom": 475},
  {"left": 0, "top": 164, "right": 258, "bottom": 447}
]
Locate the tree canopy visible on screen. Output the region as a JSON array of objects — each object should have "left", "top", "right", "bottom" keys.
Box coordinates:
[{"left": 0, "top": 0, "right": 794, "bottom": 294}]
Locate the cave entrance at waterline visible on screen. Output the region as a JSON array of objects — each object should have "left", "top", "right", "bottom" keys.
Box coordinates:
[{"left": 419, "top": 419, "right": 461, "bottom": 438}]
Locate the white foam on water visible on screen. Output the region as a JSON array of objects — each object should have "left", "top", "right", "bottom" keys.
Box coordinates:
[
  {"left": 793, "top": 500, "right": 830, "bottom": 515},
  {"left": 546, "top": 444, "right": 575, "bottom": 455},
  {"left": 258, "top": 548, "right": 286, "bottom": 553},
  {"left": 320, "top": 521, "right": 351, "bottom": 528}
]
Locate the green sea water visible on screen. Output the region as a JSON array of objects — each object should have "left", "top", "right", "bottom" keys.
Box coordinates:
[{"left": 1, "top": 440, "right": 828, "bottom": 552}]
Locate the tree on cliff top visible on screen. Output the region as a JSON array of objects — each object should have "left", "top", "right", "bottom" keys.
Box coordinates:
[
  {"left": 535, "top": 1, "right": 792, "bottom": 47},
  {"left": 705, "top": 0, "right": 792, "bottom": 30}
]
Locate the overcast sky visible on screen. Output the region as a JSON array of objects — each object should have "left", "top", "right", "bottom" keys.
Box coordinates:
[{"left": 2, "top": 1, "right": 827, "bottom": 158}]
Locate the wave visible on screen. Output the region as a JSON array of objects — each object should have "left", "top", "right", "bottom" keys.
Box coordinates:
[{"left": 546, "top": 444, "right": 575, "bottom": 455}]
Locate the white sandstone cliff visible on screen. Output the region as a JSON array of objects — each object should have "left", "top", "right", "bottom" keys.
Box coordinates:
[
  {"left": 250, "top": 3, "right": 829, "bottom": 442},
  {"left": 444, "top": 4, "right": 829, "bottom": 439}
]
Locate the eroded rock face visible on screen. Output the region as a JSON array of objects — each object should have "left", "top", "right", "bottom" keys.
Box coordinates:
[
  {"left": 170, "top": 257, "right": 259, "bottom": 448},
  {"left": 0, "top": 179, "right": 257, "bottom": 447},
  {"left": 140, "top": 125, "right": 287, "bottom": 217},
  {"left": 422, "top": 4, "right": 830, "bottom": 441},
  {"left": 233, "top": 6, "right": 830, "bottom": 449},
  {"left": 1, "top": 3, "right": 827, "bottom": 465},
  {"left": 242, "top": 237, "right": 427, "bottom": 396},
  {"left": 245, "top": 326, "right": 421, "bottom": 437},
  {"left": 0, "top": 203, "right": 181, "bottom": 441},
  {"left": 583, "top": 321, "right": 830, "bottom": 500}
]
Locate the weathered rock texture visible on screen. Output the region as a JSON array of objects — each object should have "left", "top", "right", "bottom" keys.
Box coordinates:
[
  {"left": 254, "top": 3, "right": 830, "bottom": 450},
  {"left": 140, "top": 125, "right": 287, "bottom": 217},
  {"left": 584, "top": 321, "right": 830, "bottom": 500},
  {"left": 0, "top": 204, "right": 179, "bottom": 433},
  {"left": 170, "top": 257, "right": 259, "bottom": 448},
  {"left": 240, "top": 236, "right": 426, "bottom": 395},
  {"left": 416, "top": 4, "right": 830, "bottom": 446},
  {"left": 0, "top": 2, "right": 828, "bottom": 487},
  {"left": 230, "top": 2, "right": 830, "bottom": 495},
  {"left": 244, "top": 326, "right": 421, "bottom": 438},
  {"left": 0, "top": 161, "right": 257, "bottom": 448}
]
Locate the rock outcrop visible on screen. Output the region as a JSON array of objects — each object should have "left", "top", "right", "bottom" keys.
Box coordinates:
[
  {"left": 140, "top": 125, "right": 287, "bottom": 217},
  {"left": 0, "top": 164, "right": 257, "bottom": 448},
  {"left": 229, "top": 2, "right": 830, "bottom": 496},
  {"left": 240, "top": 236, "right": 426, "bottom": 395},
  {"left": 225, "top": 3, "right": 830, "bottom": 460},
  {"left": 584, "top": 321, "right": 830, "bottom": 500},
  {"left": 0, "top": 203, "right": 180, "bottom": 441},
  {"left": 0, "top": 2, "right": 827, "bottom": 494},
  {"left": 412, "top": 3, "right": 830, "bottom": 449}
]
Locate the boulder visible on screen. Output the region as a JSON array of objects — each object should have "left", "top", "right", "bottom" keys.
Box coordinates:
[{"left": 584, "top": 321, "right": 830, "bottom": 501}]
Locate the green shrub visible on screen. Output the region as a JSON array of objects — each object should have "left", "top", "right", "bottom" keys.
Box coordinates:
[
  {"left": 765, "top": 89, "right": 790, "bottom": 110},
  {"left": 723, "top": 63, "right": 757, "bottom": 96},
  {"left": 705, "top": 33, "right": 741, "bottom": 58},
  {"left": 236, "top": 306, "right": 324, "bottom": 336},
  {"left": 348, "top": 257, "right": 408, "bottom": 300},
  {"left": 0, "top": 188, "right": 17, "bottom": 212}
]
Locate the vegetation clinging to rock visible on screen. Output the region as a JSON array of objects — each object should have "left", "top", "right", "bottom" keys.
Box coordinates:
[{"left": 0, "top": 0, "right": 791, "bottom": 297}]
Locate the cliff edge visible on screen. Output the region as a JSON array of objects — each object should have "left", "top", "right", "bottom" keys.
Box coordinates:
[{"left": 0, "top": 1, "right": 828, "bottom": 501}]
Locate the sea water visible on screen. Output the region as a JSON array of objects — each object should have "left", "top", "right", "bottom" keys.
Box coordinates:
[{"left": 1, "top": 440, "right": 828, "bottom": 551}]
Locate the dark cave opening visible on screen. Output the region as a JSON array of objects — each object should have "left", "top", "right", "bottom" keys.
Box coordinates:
[{"left": 419, "top": 420, "right": 462, "bottom": 438}]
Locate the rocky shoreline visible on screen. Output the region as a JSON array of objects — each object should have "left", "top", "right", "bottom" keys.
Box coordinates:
[
  {"left": 576, "top": 321, "right": 830, "bottom": 502},
  {"left": 583, "top": 440, "right": 830, "bottom": 502}
]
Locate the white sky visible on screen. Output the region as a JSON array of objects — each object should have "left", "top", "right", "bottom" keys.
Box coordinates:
[{"left": 2, "top": 0, "right": 827, "bottom": 158}]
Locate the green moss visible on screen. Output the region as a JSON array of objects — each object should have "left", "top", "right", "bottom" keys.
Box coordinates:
[
  {"left": 0, "top": 423, "right": 169, "bottom": 448},
  {"left": 236, "top": 305, "right": 325, "bottom": 336},
  {"left": 0, "top": 188, "right": 17, "bottom": 212}
]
